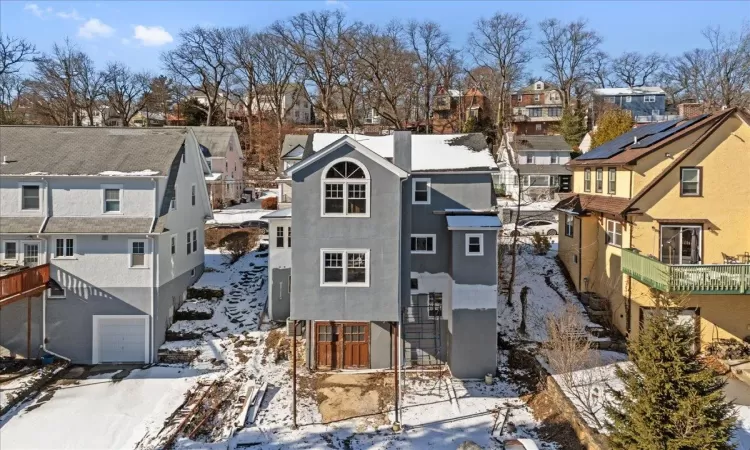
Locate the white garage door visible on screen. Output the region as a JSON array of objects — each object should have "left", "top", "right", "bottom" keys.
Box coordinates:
[{"left": 93, "top": 316, "right": 148, "bottom": 364}]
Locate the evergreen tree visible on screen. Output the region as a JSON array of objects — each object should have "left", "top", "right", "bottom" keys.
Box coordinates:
[
  {"left": 591, "top": 108, "right": 634, "bottom": 148},
  {"left": 559, "top": 107, "right": 587, "bottom": 149},
  {"left": 606, "top": 291, "right": 737, "bottom": 450}
]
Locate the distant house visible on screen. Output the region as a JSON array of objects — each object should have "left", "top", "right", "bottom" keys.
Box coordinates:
[
  {"left": 510, "top": 81, "right": 564, "bottom": 135},
  {"left": 431, "top": 87, "right": 490, "bottom": 134},
  {"left": 592, "top": 87, "right": 678, "bottom": 124},
  {"left": 191, "top": 126, "right": 244, "bottom": 208},
  {"left": 250, "top": 85, "right": 313, "bottom": 125},
  {"left": 0, "top": 126, "right": 213, "bottom": 363},
  {"left": 497, "top": 133, "right": 572, "bottom": 201},
  {"left": 278, "top": 134, "right": 308, "bottom": 208}
]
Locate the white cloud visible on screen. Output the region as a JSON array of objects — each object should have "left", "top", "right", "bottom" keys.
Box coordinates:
[
  {"left": 57, "top": 9, "right": 83, "bottom": 21},
  {"left": 78, "top": 18, "right": 115, "bottom": 39},
  {"left": 133, "top": 25, "right": 173, "bottom": 47},
  {"left": 24, "top": 3, "right": 45, "bottom": 17}
]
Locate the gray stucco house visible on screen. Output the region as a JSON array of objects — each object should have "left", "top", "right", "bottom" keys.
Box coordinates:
[
  {"left": 592, "top": 87, "right": 676, "bottom": 124},
  {"left": 0, "top": 126, "right": 213, "bottom": 364},
  {"left": 267, "top": 132, "right": 501, "bottom": 379}
]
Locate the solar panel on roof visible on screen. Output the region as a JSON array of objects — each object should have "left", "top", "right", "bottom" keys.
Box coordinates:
[
  {"left": 630, "top": 114, "right": 710, "bottom": 148},
  {"left": 577, "top": 118, "right": 683, "bottom": 160}
]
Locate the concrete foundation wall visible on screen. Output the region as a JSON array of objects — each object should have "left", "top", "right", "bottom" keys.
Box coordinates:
[
  {"left": 269, "top": 267, "right": 291, "bottom": 321},
  {"left": 0, "top": 296, "right": 43, "bottom": 359},
  {"left": 154, "top": 263, "right": 203, "bottom": 357},
  {"left": 371, "top": 321, "right": 393, "bottom": 369},
  {"left": 449, "top": 308, "right": 497, "bottom": 379}
]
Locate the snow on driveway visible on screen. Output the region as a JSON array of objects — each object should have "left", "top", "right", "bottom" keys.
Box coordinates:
[{"left": 0, "top": 366, "right": 204, "bottom": 450}]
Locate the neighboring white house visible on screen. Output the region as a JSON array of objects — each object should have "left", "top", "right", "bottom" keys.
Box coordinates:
[
  {"left": 191, "top": 126, "right": 244, "bottom": 207},
  {"left": 0, "top": 126, "right": 213, "bottom": 364},
  {"left": 278, "top": 134, "right": 308, "bottom": 208},
  {"left": 251, "top": 85, "right": 313, "bottom": 124}
]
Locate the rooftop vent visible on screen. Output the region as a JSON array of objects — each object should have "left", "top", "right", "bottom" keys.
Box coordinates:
[{"left": 1, "top": 155, "right": 8, "bottom": 165}]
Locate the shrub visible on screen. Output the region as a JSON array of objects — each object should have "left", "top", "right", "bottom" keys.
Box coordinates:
[
  {"left": 261, "top": 196, "right": 278, "bottom": 210},
  {"left": 531, "top": 232, "right": 551, "bottom": 255},
  {"left": 220, "top": 230, "right": 260, "bottom": 264}
]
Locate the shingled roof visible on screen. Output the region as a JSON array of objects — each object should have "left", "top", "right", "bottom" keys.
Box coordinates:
[
  {"left": 0, "top": 126, "right": 187, "bottom": 176},
  {"left": 190, "top": 126, "right": 237, "bottom": 158},
  {"left": 513, "top": 135, "right": 571, "bottom": 151},
  {"left": 553, "top": 193, "right": 631, "bottom": 217}
]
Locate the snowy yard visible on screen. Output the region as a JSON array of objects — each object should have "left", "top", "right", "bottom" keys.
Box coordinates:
[
  {"left": 207, "top": 189, "right": 278, "bottom": 225},
  {"left": 0, "top": 366, "right": 205, "bottom": 450}
]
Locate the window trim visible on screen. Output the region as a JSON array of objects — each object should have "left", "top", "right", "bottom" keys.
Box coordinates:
[
  {"left": 170, "top": 234, "right": 177, "bottom": 255},
  {"left": 101, "top": 184, "right": 123, "bottom": 214},
  {"left": 605, "top": 219, "right": 623, "bottom": 248},
  {"left": 410, "top": 234, "right": 436, "bottom": 255},
  {"left": 128, "top": 239, "right": 148, "bottom": 269},
  {"left": 465, "top": 233, "right": 484, "bottom": 256},
  {"left": 171, "top": 187, "right": 177, "bottom": 210},
  {"left": 320, "top": 248, "right": 370, "bottom": 287},
  {"left": 276, "top": 226, "right": 285, "bottom": 248},
  {"left": 608, "top": 168, "right": 617, "bottom": 194},
  {"left": 191, "top": 229, "right": 198, "bottom": 253},
  {"left": 680, "top": 167, "right": 702, "bottom": 197},
  {"left": 320, "top": 157, "right": 371, "bottom": 218},
  {"left": 625, "top": 96, "right": 632, "bottom": 103},
  {"left": 287, "top": 226, "right": 292, "bottom": 248},
  {"left": 412, "top": 177, "right": 432, "bottom": 205},
  {"left": 659, "top": 224, "right": 702, "bottom": 265},
  {"left": 19, "top": 182, "right": 42, "bottom": 212},
  {"left": 550, "top": 153, "right": 558, "bottom": 164},
  {"left": 52, "top": 236, "right": 76, "bottom": 259},
  {"left": 191, "top": 183, "right": 197, "bottom": 206},
  {"left": 595, "top": 168, "right": 603, "bottom": 193},
  {"left": 644, "top": 95, "right": 656, "bottom": 103},
  {"left": 525, "top": 154, "right": 534, "bottom": 164},
  {"left": 565, "top": 214, "right": 574, "bottom": 237},
  {"left": 3, "top": 240, "right": 19, "bottom": 261},
  {"left": 584, "top": 169, "right": 591, "bottom": 192}
]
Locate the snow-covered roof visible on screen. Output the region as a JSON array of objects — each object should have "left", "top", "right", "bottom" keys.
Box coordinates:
[
  {"left": 205, "top": 173, "right": 222, "bottom": 181},
  {"left": 262, "top": 208, "right": 292, "bottom": 219},
  {"left": 446, "top": 215, "right": 502, "bottom": 230},
  {"left": 448, "top": 89, "right": 461, "bottom": 97},
  {"left": 594, "top": 87, "right": 665, "bottom": 96},
  {"left": 309, "top": 133, "right": 498, "bottom": 172}
]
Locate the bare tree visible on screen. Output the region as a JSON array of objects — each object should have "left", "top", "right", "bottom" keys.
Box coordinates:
[
  {"left": 437, "top": 48, "right": 463, "bottom": 90},
  {"left": 407, "top": 20, "right": 450, "bottom": 133},
  {"left": 75, "top": 53, "right": 106, "bottom": 126},
  {"left": 227, "top": 26, "right": 259, "bottom": 131},
  {"left": 704, "top": 23, "right": 750, "bottom": 107},
  {"left": 611, "top": 52, "right": 664, "bottom": 87},
  {"left": 468, "top": 12, "right": 532, "bottom": 128},
  {"left": 0, "top": 35, "right": 36, "bottom": 76},
  {"left": 583, "top": 50, "right": 613, "bottom": 89},
  {"left": 538, "top": 18, "right": 602, "bottom": 109},
  {"left": 27, "top": 39, "right": 84, "bottom": 125},
  {"left": 103, "top": 62, "right": 151, "bottom": 126},
  {"left": 162, "top": 26, "right": 233, "bottom": 125},
  {"left": 336, "top": 34, "right": 365, "bottom": 132},
  {"left": 271, "top": 10, "right": 351, "bottom": 131},
  {"left": 0, "top": 74, "right": 26, "bottom": 124}
]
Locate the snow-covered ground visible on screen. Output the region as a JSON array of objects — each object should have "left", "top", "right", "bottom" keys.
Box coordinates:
[
  {"left": 497, "top": 198, "right": 559, "bottom": 212},
  {"left": 207, "top": 189, "right": 277, "bottom": 225},
  {"left": 0, "top": 366, "right": 205, "bottom": 450}
]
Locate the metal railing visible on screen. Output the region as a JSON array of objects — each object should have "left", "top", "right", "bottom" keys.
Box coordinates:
[
  {"left": 634, "top": 114, "right": 681, "bottom": 123},
  {"left": 621, "top": 249, "right": 750, "bottom": 294},
  {"left": 0, "top": 263, "right": 51, "bottom": 302}
]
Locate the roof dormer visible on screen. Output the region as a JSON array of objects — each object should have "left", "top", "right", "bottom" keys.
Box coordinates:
[{"left": 535, "top": 81, "right": 544, "bottom": 91}]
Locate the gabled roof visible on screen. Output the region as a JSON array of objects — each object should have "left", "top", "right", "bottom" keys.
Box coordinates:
[
  {"left": 513, "top": 135, "right": 571, "bottom": 151},
  {"left": 570, "top": 108, "right": 734, "bottom": 166},
  {"left": 190, "top": 126, "right": 237, "bottom": 158},
  {"left": 281, "top": 134, "right": 309, "bottom": 157},
  {"left": 287, "top": 136, "right": 409, "bottom": 178},
  {"left": 282, "top": 145, "right": 304, "bottom": 160},
  {"left": 0, "top": 126, "right": 187, "bottom": 176}
]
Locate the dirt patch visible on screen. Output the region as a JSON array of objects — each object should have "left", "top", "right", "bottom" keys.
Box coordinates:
[
  {"left": 316, "top": 372, "right": 394, "bottom": 427},
  {"left": 526, "top": 389, "right": 585, "bottom": 450}
]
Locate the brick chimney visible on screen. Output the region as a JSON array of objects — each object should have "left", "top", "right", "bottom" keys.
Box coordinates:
[{"left": 678, "top": 102, "right": 705, "bottom": 119}]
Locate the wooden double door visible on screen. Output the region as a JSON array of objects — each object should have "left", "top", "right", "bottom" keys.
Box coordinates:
[{"left": 315, "top": 321, "right": 369, "bottom": 370}]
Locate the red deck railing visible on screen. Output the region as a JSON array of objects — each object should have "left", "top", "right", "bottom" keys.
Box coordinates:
[{"left": 0, "top": 264, "right": 50, "bottom": 304}]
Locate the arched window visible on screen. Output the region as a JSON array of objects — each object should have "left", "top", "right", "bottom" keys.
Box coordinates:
[{"left": 322, "top": 159, "right": 370, "bottom": 216}]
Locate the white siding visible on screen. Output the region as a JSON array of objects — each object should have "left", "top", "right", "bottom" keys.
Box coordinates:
[
  {"left": 50, "top": 178, "right": 155, "bottom": 217},
  {"left": 517, "top": 151, "right": 570, "bottom": 165}
]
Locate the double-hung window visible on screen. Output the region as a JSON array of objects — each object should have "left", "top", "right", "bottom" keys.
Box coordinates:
[
  {"left": 412, "top": 178, "right": 431, "bottom": 204},
  {"left": 465, "top": 234, "right": 484, "bottom": 256},
  {"left": 550, "top": 154, "right": 558, "bottom": 164},
  {"left": 186, "top": 231, "right": 192, "bottom": 255},
  {"left": 608, "top": 168, "right": 616, "bottom": 194},
  {"left": 191, "top": 184, "right": 196, "bottom": 206},
  {"left": 584, "top": 169, "right": 591, "bottom": 192},
  {"left": 565, "top": 215, "right": 574, "bottom": 237},
  {"left": 410, "top": 234, "right": 435, "bottom": 254},
  {"left": 287, "top": 226, "right": 292, "bottom": 247},
  {"left": 103, "top": 186, "right": 121, "bottom": 213},
  {"left": 525, "top": 154, "right": 533, "bottom": 164},
  {"left": 54, "top": 238, "right": 75, "bottom": 258},
  {"left": 171, "top": 235, "right": 176, "bottom": 255},
  {"left": 191, "top": 230, "right": 197, "bottom": 253},
  {"left": 322, "top": 160, "right": 369, "bottom": 216},
  {"left": 680, "top": 167, "right": 701, "bottom": 196},
  {"left": 21, "top": 184, "right": 40, "bottom": 210},
  {"left": 171, "top": 188, "right": 177, "bottom": 210},
  {"left": 321, "top": 249, "right": 369, "bottom": 286},
  {"left": 3, "top": 242, "right": 18, "bottom": 260},
  {"left": 605, "top": 220, "right": 623, "bottom": 247},
  {"left": 644, "top": 95, "right": 656, "bottom": 103},
  {"left": 276, "top": 226, "right": 285, "bottom": 248},
  {"left": 595, "top": 168, "right": 603, "bottom": 193},
  {"left": 130, "top": 240, "right": 146, "bottom": 267}
]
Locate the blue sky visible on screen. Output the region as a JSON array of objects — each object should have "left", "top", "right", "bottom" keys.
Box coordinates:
[{"left": 1, "top": 0, "right": 748, "bottom": 76}]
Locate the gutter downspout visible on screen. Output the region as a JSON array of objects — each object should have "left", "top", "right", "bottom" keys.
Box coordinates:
[
  {"left": 578, "top": 217, "right": 583, "bottom": 292},
  {"left": 149, "top": 177, "right": 159, "bottom": 362}
]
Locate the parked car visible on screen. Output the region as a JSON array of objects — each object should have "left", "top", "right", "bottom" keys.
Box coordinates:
[
  {"left": 241, "top": 188, "right": 254, "bottom": 204},
  {"left": 240, "top": 220, "right": 269, "bottom": 233},
  {"left": 505, "top": 219, "right": 558, "bottom": 236}
]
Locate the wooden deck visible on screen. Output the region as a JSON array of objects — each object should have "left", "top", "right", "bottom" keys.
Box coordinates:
[{"left": 0, "top": 264, "right": 50, "bottom": 306}]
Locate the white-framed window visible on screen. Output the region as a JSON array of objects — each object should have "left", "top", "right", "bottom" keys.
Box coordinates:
[
  {"left": 660, "top": 225, "right": 702, "bottom": 264},
  {"left": 102, "top": 185, "right": 122, "bottom": 213},
  {"left": 186, "top": 230, "right": 192, "bottom": 255},
  {"left": 191, "top": 184, "right": 196, "bottom": 206},
  {"left": 604, "top": 96, "right": 616, "bottom": 103},
  {"left": 321, "top": 159, "right": 370, "bottom": 217},
  {"left": 535, "top": 124, "right": 542, "bottom": 131},
  {"left": 129, "top": 239, "right": 147, "bottom": 268},
  {"left": 192, "top": 229, "right": 198, "bottom": 253},
  {"left": 644, "top": 95, "right": 656, "bottom": 103},
  {"left": 595, "top": 168, "right": 603, "bottom": 193},
  {"left": 516, "top": 94, "right": 523, "bottom": 102},
  {"left": 287, "top": 226, "right": 292, "bottom": 247},
  {"left": 171, "top": 234, "right": 176, "bottom": 255},
  {"left": 550, "top": 154, "right": 558, "bottom": 164},
  {"left": 276, "top": 226, "right": 284, "bottom": 248},
  {"left": 3, "top": 241, "right": 18, "bottom": 260},
  {"left": 410, "top": 234, "right": 436, "bottom": 254},
  {"left": 608, "top": 168, "right": 617, "bottom": 194},
  {"left": 625, "top": 96, "right": 632, "bottom": 103},
  {"left": 525, "top": 154, "right": 533, "bottom": 164},
  {"left": 565, "top": 214, "right": 574, "bottom": 237},
  {"left": 680, "top": 167, "right": 701, "bottom": 196},
  {"left": 412, "top": 178, "right": 431, "bottom": 204},
  {"left": 20, "top": 183, "right": 41, "bottom": 210},
  {"left": 535, "top": 82, "right": 543, "bottom": 90},
  {"left": 320, "top": 249, "right": 370, "bottom": 287},
  {"left": 584, "top": 168, "right": 591, "bottom": 192},
  {"left": 48, "top": 280, "right": 66, "bottom": 298},
  {"left": 465, "top": 233, "right": 484, "bottom": 256},
  {"left": 171, "top": 188, "right": 177, "bottom": 210},
  {"left": 53, "top": 237, "right": 75, "bottom": 259},
  {"left": 534, "top": 94, "right": 540, "bottom": 102},
  {"left": 605, "top": 220, "right": 623, "bottom": 247}
]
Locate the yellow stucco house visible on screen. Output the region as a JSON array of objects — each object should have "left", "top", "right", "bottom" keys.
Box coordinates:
[{"left": 554, "top": 107, "right": 750, "bottom": 348}]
